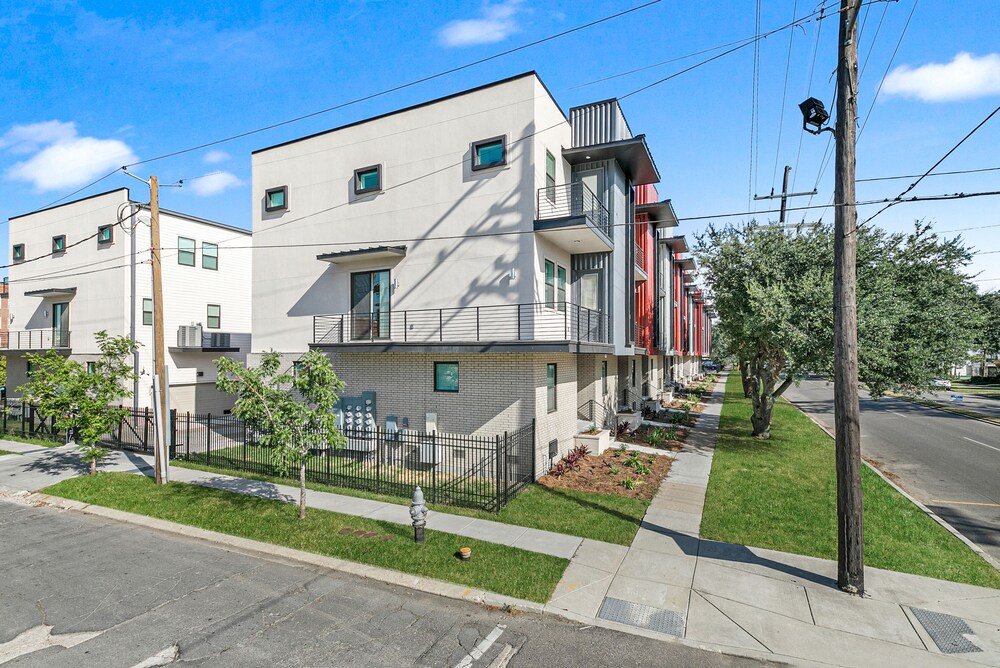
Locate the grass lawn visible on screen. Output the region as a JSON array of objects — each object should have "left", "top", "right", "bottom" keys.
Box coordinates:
[
  {"left": 174, "top": 458, "right": 648, "bottom": 546},
  {"left": 701, "top": 373, "right": 1000, "bottom": 590},
  {"left": 0, "top": 432, "right": 64, "bottom": 448},
  {"left": 0, "top": 449, "right": 17, "bottom": 456},
  {"left": 42, "top": 472, "right": 567, "bottom": 603}
]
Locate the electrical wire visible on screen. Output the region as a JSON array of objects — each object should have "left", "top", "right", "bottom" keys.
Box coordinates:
[{"left": 858, "top": 166, "right": 1000, "bottom": 182}]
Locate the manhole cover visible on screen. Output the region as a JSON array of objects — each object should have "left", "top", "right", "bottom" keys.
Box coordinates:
[
  {"left": 909, "top": 607, "right": 982, "bottom": 654},
  {"left": 598, "top": 597, "right": 684, "bottom": 637}
]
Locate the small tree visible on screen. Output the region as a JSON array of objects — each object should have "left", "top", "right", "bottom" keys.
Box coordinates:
[
  {"left": 215, "top": 350, "right": 344, "bottom": 519},
  {"left": 19, "top": 332, "right": 136, "bottom": 474}
]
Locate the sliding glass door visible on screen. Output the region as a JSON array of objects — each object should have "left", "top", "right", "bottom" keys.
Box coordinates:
[{"left": 350, "top": 270, "right": 390, "bottom": 340}]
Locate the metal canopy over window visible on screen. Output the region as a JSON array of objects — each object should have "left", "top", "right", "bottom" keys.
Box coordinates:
[
  {"left": 316, "top": 245, "right": 406, "bottom": 265},
  {"left": 562, "top": 135, "right": 660, "bottom": 185}
]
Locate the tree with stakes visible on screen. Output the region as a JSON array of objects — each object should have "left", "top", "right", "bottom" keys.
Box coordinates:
[
  {"left": 19, "top": 331, "right": 137, "bottom": 474},
  {"left": 215, "top": 350, "right": 344, "bottom": 520}
]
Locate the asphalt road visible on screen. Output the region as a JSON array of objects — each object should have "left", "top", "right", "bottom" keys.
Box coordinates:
[
  {"left": 0, "top": 501, "right": 765, "bottom": 668},
  {"left": 925, "top": 389, "right": 1000, "bottom": 419},
  {"left": 785, "top": 378, "right": 1000, "bottom": 562}
]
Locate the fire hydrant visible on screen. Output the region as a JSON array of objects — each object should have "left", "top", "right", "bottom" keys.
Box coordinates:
[{"left": 410, "top": 486, "right": 428, "bottom": 544}]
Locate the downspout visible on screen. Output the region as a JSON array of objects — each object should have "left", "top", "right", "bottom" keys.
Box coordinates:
[{"left": 130, "top": 203, "right": 139, "bottom": 412}]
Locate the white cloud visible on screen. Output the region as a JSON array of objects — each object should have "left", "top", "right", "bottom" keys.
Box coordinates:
[
  {"left": 203, "top": 149, "right": 231, "bottom": 164},
  {"left": 883, "top": 52, "right": 1000, "bottom": 102},
  {"left": 438, "top": 0, "right": 523, "bottom": 47},
  {"left": 2, "top": 121, "right": 137, "bottom": 192},
  {"left": 187, "top": 171, "right": 242, "bottom": 196}
]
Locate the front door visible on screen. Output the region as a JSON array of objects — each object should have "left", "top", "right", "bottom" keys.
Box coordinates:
[
  {"left": 350, "top": 271, "right": 390, "bottom": 340},
  {"left": 52, "top": 302, "right": 69, "bottom": 346}
]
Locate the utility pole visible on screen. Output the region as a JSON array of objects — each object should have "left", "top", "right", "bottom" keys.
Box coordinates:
[
  {"left": 833, "top": 0, "right": 864, "bottom": 594},
  {"left": 149, "top": 176, "right": 168, "bottom": 485},
  {"left": 753, "top": 166, "right": 816, "bottom": 224}
]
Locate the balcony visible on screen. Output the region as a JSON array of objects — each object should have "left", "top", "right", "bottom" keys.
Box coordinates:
[
  {"left": 313, "top": 302, "right": 610, "bottom": 353},
  {"left": 0, "top": 329, "right": 71, "bottom": 351},
  {"left": 634, "top": 244, "right": 647, "bottom": 282},
  {"left": 535, "top": 182, "right": 613, "bottom": 253},
  {"left": 170, "top": 325, "right": 246, "bottom": 353}
]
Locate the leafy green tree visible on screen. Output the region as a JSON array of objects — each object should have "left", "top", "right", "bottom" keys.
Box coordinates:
[
  {"left": 215, "top": 350, "right": 344, "bottom": 519},
  {"left": 975, "top": 291, "right": 1000, "bottom": 376},
  {"left": 695, "top": 221, "right": 980, "bottom": 438},
  {"left": 19, "top": 332, "right": 136, "bottom": 473}
]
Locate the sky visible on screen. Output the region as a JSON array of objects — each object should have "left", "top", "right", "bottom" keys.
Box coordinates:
[{"left": 1, "top": 0, "right": 998, "bottom": 289}]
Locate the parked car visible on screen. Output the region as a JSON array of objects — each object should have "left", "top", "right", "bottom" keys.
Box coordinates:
[
  {"left": 930, "top": 379, "right": 952, "bottom": 389},
  {"left": 702, "top": 360, "right": 720, "bottom": 372}
]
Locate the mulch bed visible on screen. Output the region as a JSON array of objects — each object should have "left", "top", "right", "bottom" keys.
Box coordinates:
[
  {"left": 662, "top": 398, "right": 706, "bottom": 414},
  {"left": 537, "top": 449, "right": 672, "bottom": 500}
]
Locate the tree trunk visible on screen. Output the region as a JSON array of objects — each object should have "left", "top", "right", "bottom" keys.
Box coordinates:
[
  {"left": 90, "top": 457, "right": 96, "bottom": 475},
  {"left": 299, "top": 461, "right": 307, "bottom": 520},
  {"left": 739, "top": 359, "right": 752, "bottom": 397},
  {"left": 750, "top": 396, "right": 774, "bottom": 439}
]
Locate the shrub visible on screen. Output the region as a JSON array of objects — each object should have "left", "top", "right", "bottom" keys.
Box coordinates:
[
  {"left": 619, "top": 478, "right": 642, "bottom": 490},
  {"left": 646, "top": 427, "right": 666, "bottom": 448}
]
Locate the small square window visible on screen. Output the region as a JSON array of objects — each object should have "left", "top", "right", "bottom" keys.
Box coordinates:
[
  {"left": 207, "top": 304, "right": 221, "bottom": 329},
  {"left": 178, "top": 237, "right": 196, "bottom": 266},
  {"left": 472, "top": 136, "right": 506, "bottom": 171},
  {"left": 12, "top": 244, "right": 25, "bottom": 261},
  {"left": 87, "top": 362, "right": 97, "bottom": 374},
  {"left": 265, "top": 186, "right": 288, "bottom": 212},
  {"left": 354, "top": 165, "right": 382, "bottom": 195},
  {"left": 293, "top": 360, "right": 305, "bottom": 376},
  {"left": 142, "top": 298, "right": 153, "bottom": 326},
  {"left": 434, "top": 362, "right": 459, "bottom": 392},
  {"left": 52, "top": 235, "right": 66, "bottom": 253},
  {"left": 202, "top": 242, "right": 218, "bottom": 270},
  {"left": 97, "top": 225, "right": 113, "bottom": 245}
]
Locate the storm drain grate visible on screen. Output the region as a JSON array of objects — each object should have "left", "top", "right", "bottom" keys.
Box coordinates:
[
  {"left": 909, "top": 607, "right": 982, "bottom": 654},
  {"left": 598, "top": 597, "right": 685, "bottom": 637}
]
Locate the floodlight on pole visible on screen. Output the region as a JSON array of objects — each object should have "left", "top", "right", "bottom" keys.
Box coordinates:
[{"left": 799, "top": 97, "right": 835, "bottom": 135}]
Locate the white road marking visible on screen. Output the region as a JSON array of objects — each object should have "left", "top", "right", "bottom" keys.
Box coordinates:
[
  {"left": 130, "top": 645, "right": 179, "bottom": 667},
  {"left": 888, "top": 411, "right": 908, "bottom": 418},
  {"left": 455, "top": 623, "right": 506, "bottom": 668},
  {"left": 486, "top": 644, "right": 517, "bottom": 668},
  {"left": 0, "top": 625, "right": 101, "bottom": 664},
  {"left": 962, "top": 437, "right": 1000, "bottom": 454}
]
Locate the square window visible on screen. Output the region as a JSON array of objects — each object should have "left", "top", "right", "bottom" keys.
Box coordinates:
[
  {"left": 207, "top": 304, "right": 221, "bottom": 329},
  {"left": 142, "top": 298, "right": 153, "bottom": 326},
  {"left": 12, "top": 244, "right": 25, "bottom": 261},
  {"left": 52, "top": 235, "right": 66, "bottom": 253},
  {"left": 265, "top": 186, "right": 288, "bottom": 211},
  {"left": 87, "top": 362, "right": 97, "bottom": 374},
  {"left": 202, "top": 242, "right": 218, "bottom": 270},
  {"left": 434, "top": 362, "right": 459, "bottom": 392},
  {"left": 98, "top": 225, "right": 113, "bottom": 244},
  {"left": 293, "top": 360, "right": 305, "bottom": 376},
  {"left": 354, "top": 164, "right": 382, "bottom": 195},
  {"left": 546, "top": 363, "right": 557, "bottom": 413},
  {"left": 178, "top": 237, "right": 196, "bottom": 266},
  {"left": 472, "top": 136, "right": 506, "bottom": 171}
]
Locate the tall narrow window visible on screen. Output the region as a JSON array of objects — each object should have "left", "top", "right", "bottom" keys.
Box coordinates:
[
  {"left": 546, "top": 363, "right": 557, "bottom": 413},
  {"left": 178, "top": 237, "right": 196, "bottom": 266},
  {"left": 207, "top": 304, "right": 221, "bottom": 329},
  {"left": 472, "top": 136, "right": 506, "bottom": 170},
  {"left": 350, "top": 270, "right": 390, "bottom": 340},
  {"left": 545, "top": 150, "right": 556, "bottom": 201},
  {"left": 142, "top": 298, "right": 153, "bottom": 326},
  {"left": 544, "top": 260, "right": 555, "bottom": 308},
  {"left": 580, "top": 274, "right": 598, "bottom": 311},
  {"left": 556, "top": 265, "right": 566, "bottom": 312},
  {"left": 202, "top": 241, "right": 218, "bottom": 270},
  {"left": 601, "top": 360, "right": 608, "bottom": 396},
  {"left": 87, "top": 362, "right": 97, "bottom": 374}
]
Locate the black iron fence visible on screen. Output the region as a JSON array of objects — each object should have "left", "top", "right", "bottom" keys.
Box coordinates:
[
  {"left": 0, "top": 399, "right": 169, "bottom": 452},
  {"left": 0, "top": 329, "right": 71, "bottom": 350},
  {"left": 173, "top": 414, "right": 536, "bottom": 511},
  {"left": 536, "top": 181, "right": 612, "bottom": 238}
]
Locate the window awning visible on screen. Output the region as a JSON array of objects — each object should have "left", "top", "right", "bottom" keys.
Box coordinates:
[
  {"left": 675, "top": 256, "right": 697, "bottom": 270},
  {"left": 636, "top": 199, "right": 678, "bottom": 228},
  {"left": 316, "top": 245, "right": 407, "bottom": 264},
  {"left": 660, "top": 234, "right": 688, "bottom": 253},
  {"left": 24, "top": 287, "right": 77, "bottom": 297},
  {"left": 562, "top": 135, "right": 660, "bottom": 185}
]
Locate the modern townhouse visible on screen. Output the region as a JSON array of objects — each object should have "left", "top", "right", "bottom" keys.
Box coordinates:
[
  {"left": 4, "top": 188, "right": 252, "bottom": 414},
  {"left": 250, "top": 71, "right": 710, "bottom": 475}
]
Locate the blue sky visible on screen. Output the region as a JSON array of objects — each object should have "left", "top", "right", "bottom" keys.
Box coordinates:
[{"left": 2, "top": 0, "right": 998, "bottom": 287}]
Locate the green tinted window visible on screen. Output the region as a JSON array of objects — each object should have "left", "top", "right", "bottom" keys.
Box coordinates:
[
  {"left": 207, "top": 304, "right": 221, "bottom": 329},
  {"left": 434, "top": 362, "right": 459, "bottom": 392},
  {"left": 203, "top": 242, "right": 218, "bottom": 270},
  {"left": 142, "top": 298, "right": 153, "bottom": 326},
  {"left": 474, "top": 138, "right": 505, "bottom": 169},
  {"left": 178, "top": 237, "right": 196, "bottom": 266},
  {"left": 356, "top": 167, "right": 381, "bottom": 193}
]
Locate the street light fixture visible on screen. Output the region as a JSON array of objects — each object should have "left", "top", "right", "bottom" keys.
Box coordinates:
[{"left": 799, "top": 97, "right": 834, "bottom": 135}]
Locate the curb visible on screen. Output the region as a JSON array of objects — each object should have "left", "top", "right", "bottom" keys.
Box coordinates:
[
  {"left": 890, "top": 395, "right": 1000, "bottom": 428},
  {"left": 789, "top": 404, "right": 1000, "bottom": 573}
]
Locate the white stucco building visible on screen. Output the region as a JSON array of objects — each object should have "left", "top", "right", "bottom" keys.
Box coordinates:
[
  {"left": 250, "top": 72, "right": 709, "bottom": 475},
  {"left": 4, "top": 188, "right": 252, "bottom": 414}
]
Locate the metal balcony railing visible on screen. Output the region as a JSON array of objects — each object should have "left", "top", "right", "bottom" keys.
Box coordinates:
[
  {"left": 0, "top": 329, "right": 71, "bottom": 350},
  {"left": 536, "top": 182, "right": 612, "bottom": 240},
  {"left": 313, "top": 302, "right": 610, "bottom": 346},
  {"left": 635, "top": 243, "right": 645, "bottom": 269}
]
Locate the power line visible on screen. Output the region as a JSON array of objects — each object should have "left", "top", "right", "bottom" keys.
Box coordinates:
[
  {"left": 858, "top": 165, "right": 1000, "bottom": 182},
  {"left": 122, "top": 1, "right": 663, "bottom": 169},
  {"left": 860, "top": 103, "right": 1000, "bottom": 228}
]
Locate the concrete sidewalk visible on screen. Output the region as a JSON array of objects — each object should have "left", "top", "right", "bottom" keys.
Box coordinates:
[{"left": 547, "top": 373, "right": 1000, "bottom": 667}]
